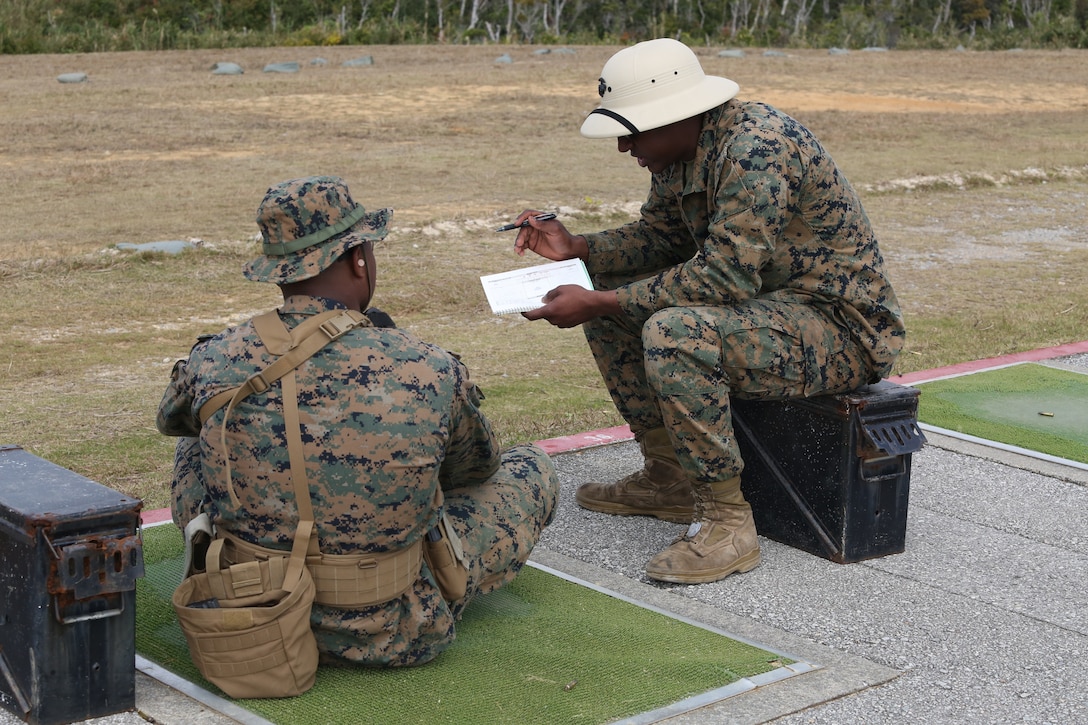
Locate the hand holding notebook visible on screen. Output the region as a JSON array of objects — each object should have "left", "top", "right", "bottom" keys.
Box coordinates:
[{"left": 480, "top": 259, "right": 593, "bottom": 315}]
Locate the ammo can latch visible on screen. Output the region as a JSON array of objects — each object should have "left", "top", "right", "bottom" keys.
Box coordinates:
[
  {"left": 856, "top": 414, "right": 927, "bottom": 457},
  {"left": 44, "top": 531, "right": 145, "bottom": 624}
]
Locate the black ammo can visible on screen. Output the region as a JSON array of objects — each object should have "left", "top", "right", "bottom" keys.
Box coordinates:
[
  {"left": 0, "top": 445, "right": 145, "bottom": 725},
  {"left": 732, "top": 380, "right": 926, "bottom": 564}
]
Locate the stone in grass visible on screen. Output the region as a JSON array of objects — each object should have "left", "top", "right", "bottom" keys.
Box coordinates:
[
  {"left": 494, "top": 53, "right": 513, "bottom": 64},
  {"left": 342, "top": 56, "right": 374, "bottom": 67},
  {"left": 211, "top": 62, "right": 244, "bottom": 75},
  {"left": 718, "top": 49, "right": 746, "bottom": 58},
  {"left": 57, "top": 72, "right": 88, "bottom": 83},
  {"left": 116, "top": 240, "right": 197, "bottom": 255},
  {"left": 263, "top": 61, "right": 300, "bottom": 73}
]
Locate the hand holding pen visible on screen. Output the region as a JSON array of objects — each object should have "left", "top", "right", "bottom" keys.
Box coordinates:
[
  {"left": 495, "top": 213, "right": 557, "bottom": 232},
  {"left": 497, "top": 209, "right": 615, "bottom": 326},
  {"left": 502, "top": 209, "right": 591, "bottom": 263}
]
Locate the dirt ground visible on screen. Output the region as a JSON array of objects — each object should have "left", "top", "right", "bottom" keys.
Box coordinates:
[
  {"left": 2, "top": 45, "right": 1087, "bottom": 261},
  {"left": 1, "top": 45, "right": 1086, "bottom": 501}
]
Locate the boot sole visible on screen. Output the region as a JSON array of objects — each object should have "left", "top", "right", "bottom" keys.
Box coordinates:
[
  {"left": 575, "top": 493, "right": 692, "bottom": 524},
  {"left": 644, "top": 550, "right": 762, "bottom": 584}
]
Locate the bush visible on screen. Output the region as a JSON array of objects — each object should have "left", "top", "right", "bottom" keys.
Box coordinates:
[{"left": 0, "top": 0, "right": 1085, "bottom": 54}]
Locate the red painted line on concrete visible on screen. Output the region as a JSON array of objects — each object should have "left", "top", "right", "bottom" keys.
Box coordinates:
[
  {"left": 534, "top": 424, "right": 634, "bottom": 455},
  {"left": 142, "top": 507, "right": 173, "bottom": 525},
  {"left": 142, "top": 339, "right": 1086, "bottom": 525}
]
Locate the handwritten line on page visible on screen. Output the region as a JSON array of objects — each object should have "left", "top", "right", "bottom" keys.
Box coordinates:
[{"left": 480, "top": 258, "right": 593, "bottom": 315}]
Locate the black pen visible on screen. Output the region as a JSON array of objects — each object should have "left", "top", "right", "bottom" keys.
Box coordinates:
[{"left": 495, "top": 213, "right": 557, "bottom": 232}]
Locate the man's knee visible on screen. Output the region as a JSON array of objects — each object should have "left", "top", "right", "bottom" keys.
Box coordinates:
[
  {"left": 643, "top": 307, "right": 697, "bottom": 349},
  {"left": 500, "top": 444, "right": 560, "bottom": 525},
  {"left": 446, "top": 444, "right": 558, "bottom": 532},
  {"left": 642, "top": 308, "right": 727, "bottom": 395}
]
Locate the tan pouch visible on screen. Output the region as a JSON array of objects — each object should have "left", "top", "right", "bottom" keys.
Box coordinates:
[
  {"left": 172, "top": 532, "right": 318, "bottom": 699},
  {"left": 422, "top": 509, "right": 468, "bottom": 602}
]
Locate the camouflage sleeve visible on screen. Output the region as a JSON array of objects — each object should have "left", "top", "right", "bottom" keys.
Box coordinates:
[
  {"left": 582, "top": 186, "right": 698, "bottom": 276},
  {"left": 170, "top": 435, "right": 207, "bottom": 529},
  {"left": 156, "top": 357, "right": 202, "bottom": 437},
  {"left": 437, "top": 359, "right": 501, "bottom": 490},
  {"left": 611, "top": 132, "right": 800, "bottom": 325}
]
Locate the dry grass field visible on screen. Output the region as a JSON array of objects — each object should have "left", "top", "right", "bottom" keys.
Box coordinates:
[{"left": 1, "top": 45, "right": 1086, "bottom": 507}]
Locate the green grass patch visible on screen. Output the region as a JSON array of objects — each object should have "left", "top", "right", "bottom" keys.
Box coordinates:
[
  {"left": 916, "top": 363, "right": 1088, "bottom": 464},
  {"left": 138, "top": 524, "right": 789, "bottom": 724}
]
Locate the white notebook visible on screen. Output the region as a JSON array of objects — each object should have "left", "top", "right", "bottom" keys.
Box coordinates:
[{"left": 480, "top": 258, "right": 593, "bottom": 315}]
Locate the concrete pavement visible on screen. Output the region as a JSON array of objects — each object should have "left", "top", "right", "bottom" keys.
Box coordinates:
[{"left": 538, "top": 426, "right": 1088, "bottom": 724}]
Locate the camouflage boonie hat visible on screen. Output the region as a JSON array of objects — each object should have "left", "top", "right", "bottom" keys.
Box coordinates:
[{"left": 243, "top": 176, "right": 392, "bottom": 284}]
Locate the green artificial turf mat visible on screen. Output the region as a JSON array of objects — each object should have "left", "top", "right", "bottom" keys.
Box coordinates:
[
  {"left": 137, "top": 524, "right": 788, "bottom": 724},
  {"left": 915, "top": 363, "right": 1088, "bottom": 464}
]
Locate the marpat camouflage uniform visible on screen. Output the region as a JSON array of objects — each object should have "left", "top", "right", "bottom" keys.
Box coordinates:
[
  {"left": 158, "top": 295, "right": 558, "bottom": 666},
  {"left": 581, "top": 100, "right": 905, "bottom": 483}
]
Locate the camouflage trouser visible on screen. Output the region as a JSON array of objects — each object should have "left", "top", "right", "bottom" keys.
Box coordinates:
[
  {"left": 170, "top": 436, "right": 205, "bottom": 528},
  {"left": 583, "top": 298, "right": 873, "bottom": 483},
  {"left": 442, "top": 443, "right": 559, "bottom": 618},
  {"left": 315, "top": 443, "right": 559, "bottom": 666}
]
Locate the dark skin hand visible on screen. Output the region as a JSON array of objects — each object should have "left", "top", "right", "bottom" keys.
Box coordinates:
[
  {"left": 511, "top": 211, "right": 621, "bottom": 328},
  {"left": 510, "top": 117, "right": 703, "bottom": 328}
]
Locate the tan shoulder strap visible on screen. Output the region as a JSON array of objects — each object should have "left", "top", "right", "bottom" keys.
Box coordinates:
[
  {"left": 207, "top": 308, "right": 368, "bottom": 508},
  {"left": 199, "top": 309, "right": 368, "bottom": 425},
  {"left": 281, "top": 371, "right": 321, "bottom": 558},
  {"left": 205, "top": 371, "right": 319, "bottom": 596}
]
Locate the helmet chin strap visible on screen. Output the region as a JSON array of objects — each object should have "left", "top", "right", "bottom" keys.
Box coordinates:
[{"left": 588, "top": 108, "right": 640, "bottom": 136}]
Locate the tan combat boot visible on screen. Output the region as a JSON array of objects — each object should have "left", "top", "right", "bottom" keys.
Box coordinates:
[
  {"left": 575, "top": 428, "right": 695, "bottom": 524},
  {"left": 644, "top": 476, "right": 761, "bottom": 584}
]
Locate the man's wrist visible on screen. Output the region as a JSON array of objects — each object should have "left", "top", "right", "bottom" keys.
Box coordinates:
[{"left": 596, "top": 289, "right": 622, "bottom": 317}]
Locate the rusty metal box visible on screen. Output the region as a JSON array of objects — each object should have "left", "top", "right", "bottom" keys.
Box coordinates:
[
  {"left": 0, "top": 445, "right": 144, "bottom": 725},
  {"left": 732, "top": 380, "right": 926, "bottom": 563}
]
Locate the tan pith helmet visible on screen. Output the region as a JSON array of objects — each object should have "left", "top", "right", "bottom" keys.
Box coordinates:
[{"left": 580, "top": 38, "right": 740, "bottom": 139}]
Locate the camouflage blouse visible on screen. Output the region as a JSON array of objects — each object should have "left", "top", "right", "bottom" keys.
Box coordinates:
[
  {"left": 583, "top": 100, "right": 905, "bottom": 377},
  {"left": 157, "top": 294, "right": 500, "bottom": 665}
]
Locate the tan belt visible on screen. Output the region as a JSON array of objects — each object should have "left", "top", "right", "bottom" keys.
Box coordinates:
[{"left": 217, "top": 529, "right": 422, "bottom": 608}]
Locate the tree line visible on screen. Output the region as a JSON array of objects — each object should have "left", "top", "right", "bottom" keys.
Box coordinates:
[{"left": 2, "top": 0, "right": 1086, "bottom": 53}]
